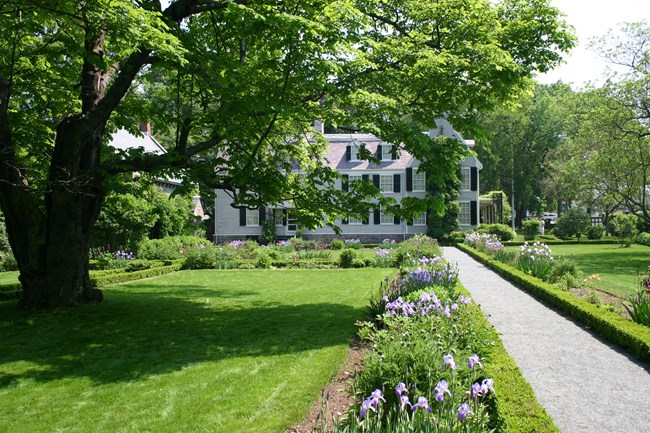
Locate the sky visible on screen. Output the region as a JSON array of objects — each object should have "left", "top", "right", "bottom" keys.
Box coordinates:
[{"left": 537, "top": 0, "right": 650, "bottom": 87}]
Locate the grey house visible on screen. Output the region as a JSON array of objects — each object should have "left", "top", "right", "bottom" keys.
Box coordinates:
[{"left": 213, "top": 118, "right": 481, "bottom": 243}]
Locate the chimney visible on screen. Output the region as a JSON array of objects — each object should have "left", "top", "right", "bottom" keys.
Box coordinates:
[{"left": 139, "top": 121, "right": 151, "bottom": 136}]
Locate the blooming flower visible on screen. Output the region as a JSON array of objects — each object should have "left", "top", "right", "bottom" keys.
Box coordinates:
[
  {"left": 360, "top": 398, "right": 376, "bottom": 418},
  {"left": 480, "top": 378, "right": 495, "bottom": 395},
  {"left": 442, "top": 354, "right": 456, "bottom": 371},
  {"left": 399, "top": 395, "right": 410, "bottom": 411},
  {"left": 369, "top": 389, "right": 386, "bottom": 404},
  {"left": 395, "top": 382, "right": 408, "bottom": 398},
  {"left": 468, "top": 354, "right": 483, "bottom": 369},
  {"left": 467, "top": 382, "right": 482, "bottom": 399},
  {"left": 458, "top": 403, "right": 471, "bottom": 421},
  {"left": 434, "top": 380, "right": 451, "bottom": 402},
  {"left": 411, "top": 396, "right": 432, "bottom": 412}
]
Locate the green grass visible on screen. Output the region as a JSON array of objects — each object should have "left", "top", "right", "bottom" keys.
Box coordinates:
[
  {"left": 0, "top": 268, "right": 392, "bottom": 433},
  {"left": 545, "top": 243, "right": 650, "bottom": 298},
  {"left": 0, "top": 271, "right": 19, "bottom": 284}
]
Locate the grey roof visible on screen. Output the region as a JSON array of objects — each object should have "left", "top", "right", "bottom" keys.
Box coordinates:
[
  {"left": 322, "top": 133, "right": 416, "bottom": 171},
  {"left": 107, "top": 128, "right": 167, "bottom": 154}
]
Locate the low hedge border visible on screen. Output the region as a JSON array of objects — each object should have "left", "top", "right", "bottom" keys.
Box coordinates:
[
  {"left": 456, "top": 242, "right": 650, "bottom": 362},
  {"left": 503, "top": 239, "right": 619, "bottom": 246},
  {"left": 455, "top": 284, "right": 559, "bottom": 433},
  {"left": 0, "top": 263, "right": 183, "bottom": 301}
]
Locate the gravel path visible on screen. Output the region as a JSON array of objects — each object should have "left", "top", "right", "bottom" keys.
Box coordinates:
[{"left": 442, "top": 247, "right": 650, "bottom": 433}]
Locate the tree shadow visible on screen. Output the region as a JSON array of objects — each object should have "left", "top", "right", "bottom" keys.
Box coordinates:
[{"left": 0, "top": 288, "right": 366, "bottom": 387}]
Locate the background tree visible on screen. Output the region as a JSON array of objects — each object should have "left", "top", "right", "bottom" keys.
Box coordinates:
[
  {"left": 477, "top": 82, "right": 574, "bottom": 225},
  {"left": 0, "top": 0, "right": 574, "bottom": 307}
]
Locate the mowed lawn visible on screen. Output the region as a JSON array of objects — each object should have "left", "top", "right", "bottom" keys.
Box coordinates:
[
  {"left": 0, "top": 271, "right": 18, "bottom": 284},
  {"left": 551, "top": 243, "right": 650, "bottom": 298},
  {"left": 0, "top": 268, "right": 392, "bottom": 433}
]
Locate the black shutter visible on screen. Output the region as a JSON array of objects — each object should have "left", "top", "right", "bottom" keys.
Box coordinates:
[
  {"left": 259, "top": 207, "right": 266, "bottom": 223},
  {"left": 346, "top": 145, "right": 351, "bottom": 161},
  {"left": 470, "top": 201, "right": 478, "bottom": 225},
  {"left": 394, "top": 205, "right": 400, "bottom": 225},
  {"left": 342, "top": 174, "right": 349, "bottom": 191},
  {"left": 470, "top": 167, "right": 478, "bottom": 192},
  {"left": 374, "top": 209, "right": 381, "bottom": 224},
  {"left": 282, "top": 209, "right": 287, "bottom": 226},
  {"left": 362, "top": 174, "right": 369, "bottom": 182},
  {"left": 376, "top": 144, "right": 382, "bottom": 159},
  {"left": 239, "top": 207, "right": 246, "bottom": 226},
  {"left": 407, "top": 219, "right": 413, "bottom": 226},
  {"left": 393, "top": 174, "right": 401, "bottom": 193},
  {"left": 373, "top": 174, "right": 380, "bottom": 188},
  {"left": 342, "top": 216, "right": 349, "bottom": 225},
  {"left": 406, "top": 167, "right": 413, "bottom": 192}
]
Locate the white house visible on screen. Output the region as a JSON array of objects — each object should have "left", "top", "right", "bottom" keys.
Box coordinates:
[{"left": 213, "top": 118, "right": 481, "bottom": 243}]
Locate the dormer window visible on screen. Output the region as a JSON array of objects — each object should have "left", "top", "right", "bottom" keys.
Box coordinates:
[
  {"left": 381, "top": 143, "right": 394, "bottom": 161},
  {"left": 346, "top": 140, "right": 362, "bottom": 161}
]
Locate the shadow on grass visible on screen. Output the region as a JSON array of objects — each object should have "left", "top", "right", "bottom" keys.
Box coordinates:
[{"left": 0, "top": 287, "right": 365, "bottom": 387}]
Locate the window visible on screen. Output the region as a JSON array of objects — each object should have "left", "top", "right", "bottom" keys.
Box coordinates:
[
  {"left": 412, "top": 212, "right": 427, "bottom": 225},
  {"left": 380, "top": 207, "right": 394, "bottom": 225},
  {"left": 349, "top": 174, "right": 362, "bottom": 184},
  {"left": 380, "top": 174, "right": 394, "bottom": 193},
  {"left": 458, "top": 201, "right": 471, "bottom": 225},
  {"left": 273, "top": 209, "right": 284, "bottom": 226},
  {"left": 350, "top": 142, "right": 360, "bottom": 161},
  {"left": 246, "top": 208, "right": 259, "bottom": 226},
  {"left": 348, "top": 215, "right": 364, "bottom": 225},
  {"left": 413, "top": 169, "right": 426, "bottom": 191},
  {"left": 381, "top": 144, "right": 394, "bottom": 161},
  {"left": 460, "top": 167, "right": 471, "bottom": 191}
]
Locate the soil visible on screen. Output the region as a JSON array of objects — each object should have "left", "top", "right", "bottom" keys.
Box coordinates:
[
  {"left": 569, "top": 286, "right": 631, "bottom": 319},
  {"left": 286, "top": 341, "right": 367, "bottom": 433}
]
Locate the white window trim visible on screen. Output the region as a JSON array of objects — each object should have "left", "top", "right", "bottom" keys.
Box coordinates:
[
  {"left": 350, "top": 141, "right": 361, "bottom": 161},
  {"left": 413, "top": 169, "right": 426, "bottom": 192},
  {"left": 380, "top": 174, "right": 394, "bottom": 193},
  {"left": 460, "top": 167, "right": 471, "bottom": 191},
  {"left": 381, "top": 143, "right": 393, "bottom": 161},
  {"left": 380, "top": 207, "right": 394, "bottom": 225},
  {"left": 349, "top": 174, "right": 362, "bottom": 183},
  {"left": 413, "top": 212, "right": 427, "bottom": 226},
  {"left": 246, "top": 208, "right": 260, "bottom": 227},
  {"left": 458, "top": 201, "right": 471, "bottom": 225},
  {"left": 348, "top": 215, "right": 364, "bottom": 225}
]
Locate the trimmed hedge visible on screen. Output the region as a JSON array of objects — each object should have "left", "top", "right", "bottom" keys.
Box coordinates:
[
  {"left": 457, "top": 243, "right": 650, "bottom": 362},
  {"left": 503, "top": 238, "right": 619, "bottom": 246},
  {"left": 0, "top": 282, "right": 21, "bottom": 300}
]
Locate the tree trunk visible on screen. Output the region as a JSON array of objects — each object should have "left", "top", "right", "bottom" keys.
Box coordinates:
[{"left": 3, "top": 118, "right": 106, "bottom": 308}]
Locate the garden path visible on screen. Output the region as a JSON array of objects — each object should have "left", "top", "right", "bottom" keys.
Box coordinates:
[{"left": 442, "top": 246, "right": 650, "bottom": 433}]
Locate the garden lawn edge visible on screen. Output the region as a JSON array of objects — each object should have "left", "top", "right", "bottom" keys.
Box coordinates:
[{"left": 456, "top": 243, "right": 650, "bottom": 362}]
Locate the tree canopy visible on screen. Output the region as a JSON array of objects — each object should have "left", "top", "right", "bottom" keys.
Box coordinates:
[{"left": 0, "top": 0, "right": 575, "bottom": 307}]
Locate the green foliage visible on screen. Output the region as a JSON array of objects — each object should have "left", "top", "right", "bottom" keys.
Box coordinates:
[
  {"left": 260, "top": 219, "right": 277, "bottom": 245},
  {"left": 255, "top": 250, "right": 272, "bottom": 269},
  {"left": 90, "top": 263, "right": 182, "bottom": 287},
  {"left": 93, "top": 192, "right": 156, "bottom": 252},
  {"left": 521, "top": 218, "right": 541, "bottom": 241},
  {"left": 1, "top": 253, "right": 18, "bottom": 272},
  {"left": 392, "top": 235, "right": 441, "bottom": 267},
  {"left": 339, "top": 248, "right": 359, "bottom": 269},
  {"left": 330, "top": 239, "right": 345, "bottom": 250},
  {"left": 546, "top": 257, "right": 579, "bottom": 284},
  {"left": 610, "top": 213, "right": 639, "bottom": 247},
  {"left": 554, "top": 208, "right": 591, "bottom": 240},
  {"left": 477, "top": 224, "right": 515, "bottom": 241},
  {"left": 637, "top": 232, "right": 650, "bottom": 247},
  {"left": 138, "top": 236, "right": 212, "bottom": 260},
  {"left": 0, "top": 211, "right": 9, "bottom": 259},
  {"left": 182, "top": 245, "right": 238, "bottom": 270},
  {"left": 585, "top": 224, "right": 605, "bottom": 240},
  {"left": 625, "top": 286, "right": 650, "bottom": 327}
]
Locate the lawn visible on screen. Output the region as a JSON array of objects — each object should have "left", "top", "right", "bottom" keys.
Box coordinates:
[
  {"left": 0, "top": 271, "right": 19, "bottom": 284},
  {"left": 0, "top": 268, "right": 392, "bottom": 433},
  {"left": 548, "top": 243, "right": 650, "bottom": 298}
]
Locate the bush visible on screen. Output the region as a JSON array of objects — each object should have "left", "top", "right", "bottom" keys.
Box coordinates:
[
  {"left": 391, "top": 235, "right": 440, "bottom": 267},
  {"left": 330, "top": 239, "right": 345, "bottom": 250},
  {"left": 138, "top": 236, "right": 211, "bottom": 260},
  {"left": 610, "top": 213, "right": 639, "bottom": 247},
  {"left": 637, "top": 232, "right": 650, "bottom": 247},
  {"left": 255, "top": 250, "right": 272, "bottom": 269},
  {"left": 585, "top": 224, "right": 605, "bottom": 240},
  {"left": 2, "top": 253, "right": 17, "bottom": 271},
  {"left": 547, "top": 257, "right": 579, "bottom": 284},
  {"left": 182, "top": 245, "right": 237, "bottom": 269},
  {"left": 477, "top": 224, "right": 514, "bottom": 241},
  {"left": 259, "top": 219, "right": 276, "bottom": 245},
  {"left": 554, "top": 208, "right": 591, "bottom": 241},
  {"left": 338, "top": 248, "right": 358, "bottom": 268},
  {"left": 521, "top": 218, "right": 541, "bottom": 241}
]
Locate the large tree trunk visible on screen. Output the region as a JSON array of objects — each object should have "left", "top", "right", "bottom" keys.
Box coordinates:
[{"left": 3, "top": 117, "right": 106, "bottom": 309}]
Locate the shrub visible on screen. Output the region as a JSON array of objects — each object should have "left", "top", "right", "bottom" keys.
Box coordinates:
[
  {"left": 610, "top": 213, "right": 639, "bottom": 247},
  {"left": 391, "top": 235, "right": 440, "bottom": 267},
  {"left": 95, "top": 251, "right": 134, "bottom": 270},
  {"left": 182, "top": 245, "right": 237, "bottom": 269},
  {"left": 547, "top": 257, "right": 578, "bottom": 284},
  {"left": 585, "top": 224, "right": 605, "bottom": 240},
  {"left": 637, "top": 232, "right": 650, "bottom": 247},
  {"left": 521, "top": 218, "right": 541, "bottom": 241},
  {"left": 330, "top": 239, "right": 345, "bottom": 250},
  {"left": 259, "top": 219, "right": 276, "bottom": 245},
  {"left": 352, "top": 258, "right": 366, "bottom": 268},
  {"left": 554, "top": 208, "right": 591, "bottom": 241},
  {"left": 476, "top": 223, "right": 514, "bottom": 241},
  {"left": 339, "top": 248, "right": 358, "bottom": 268},
  {"left": 255, "top": 250, "right": 272, "bottom": 269},
  {"left": 516, "top": 242, "right": 554, "bottom": 280},
  {"left": 2, "top": 252, "right": 17, "bottom": 271},
  {"left": 138, "top": 236, "right": 211, "bottom": 260}
]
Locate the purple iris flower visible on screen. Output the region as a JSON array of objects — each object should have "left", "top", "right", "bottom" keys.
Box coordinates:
[
  {"left": 360, "top": 398, "right": 376, "bottom": 418},
  {"left": 434, "top": 379, "right": 451, "bottom": 402},
  {"left": 370, "top": 389, "right": 386, "bottom": 404},
  {"left": 410, "top": 396, "right": 432, "bottom": 412},
  {"left": 458, "top": 403, "right": 471, "bottom": 421},
  {"left": 467, "top": 382, "right": 482, "bottom": 399},
  {"left": 395, "top": 382, "right": 408, "bottom": 398},
  {"left": 480, "top": 378, "right": 495, "bottom": 395},
  {"left": 442, "top": 354, "right": 456, "bottom": 371},
  {"left": 468, "top": 354, "right": 483, "bottom": 369},
  {"left": 399, "top": 395, "right": 411, "bottom": 411}
]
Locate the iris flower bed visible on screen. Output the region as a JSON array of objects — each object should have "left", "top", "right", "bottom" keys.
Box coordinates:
[{"left": 332, "top": 252, "right": 498, "bottom": 432}]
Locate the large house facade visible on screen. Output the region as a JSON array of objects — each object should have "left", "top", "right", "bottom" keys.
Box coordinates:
[{"left": 213, "top": 119, "right": 481, "bottom": 243}]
